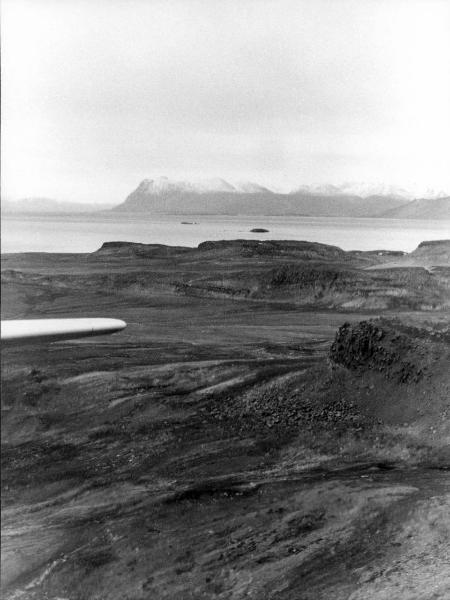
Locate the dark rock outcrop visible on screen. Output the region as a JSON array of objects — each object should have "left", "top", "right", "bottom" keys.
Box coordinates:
[{"left": 329, "top": 319, "right": 449, "bottom": 383}]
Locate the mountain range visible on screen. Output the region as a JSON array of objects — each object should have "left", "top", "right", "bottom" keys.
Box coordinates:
[
  {"left": 114, "top": 177, "right": 450, "bottom": 219},
  {"left": 293, "top": 182, "right": 448, "bottom": 200},
  {"left": 3, "top": 178, "right": 449, "bottom": 219},
  {"left": 379, "top": 196, "right": 450, "bottom": 219}
]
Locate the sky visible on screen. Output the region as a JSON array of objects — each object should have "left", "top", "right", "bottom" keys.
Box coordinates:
[{"left": 2, "top": 0, "right": 450, "bottom": 204}]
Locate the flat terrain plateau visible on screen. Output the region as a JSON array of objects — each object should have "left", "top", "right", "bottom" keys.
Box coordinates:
[{"left": 1, "top": 239, "right": 450, "bottom": 599}]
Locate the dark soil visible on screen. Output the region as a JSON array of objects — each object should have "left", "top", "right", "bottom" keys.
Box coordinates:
[{"left": 1, "top": 239, "right": 449, "bottom": 599}]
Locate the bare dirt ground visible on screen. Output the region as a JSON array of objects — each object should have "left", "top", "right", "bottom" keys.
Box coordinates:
[{"left": 1, "top": 240, "right": 449, "bottom": 599}]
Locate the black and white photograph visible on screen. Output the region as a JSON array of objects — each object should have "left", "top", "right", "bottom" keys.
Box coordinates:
[{"left": 1, "top": 0, "right": 449, "bottom": 598}]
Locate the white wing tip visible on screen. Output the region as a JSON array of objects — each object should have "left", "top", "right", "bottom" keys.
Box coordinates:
[{"left": 1, "top": 318, "right": 127, "bottom": 343}]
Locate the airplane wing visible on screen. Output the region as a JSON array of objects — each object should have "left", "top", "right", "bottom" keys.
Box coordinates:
[{"left": 1, "top": 318, "right": 126, "bottom": 345}]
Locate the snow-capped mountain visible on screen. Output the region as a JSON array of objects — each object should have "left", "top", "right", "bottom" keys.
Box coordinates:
[
  {"left": 292, "top": 182, "right": 448, "bottom": 200},
  {"left": 126, "top": 177, "right": 448, "bottom": 200},
  {"left": 234, "top": 181, "right": 273, "bottom": 194},
  {"left": 134, "top": 176, "right": 273, "bottom": 195},
  {"left": 114, "top": 176, "right": 449, "bottom": 218}
]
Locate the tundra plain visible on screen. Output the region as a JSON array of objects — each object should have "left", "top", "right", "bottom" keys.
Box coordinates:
[{"left": 1, "top": 239, "right": 450, "bottom": 599}]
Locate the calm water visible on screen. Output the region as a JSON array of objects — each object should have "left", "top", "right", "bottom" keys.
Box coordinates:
[{"left": 1, "top": 213, "right": 449, "bottom": 254}]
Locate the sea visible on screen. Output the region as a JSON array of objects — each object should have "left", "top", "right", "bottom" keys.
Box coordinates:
[{"left": 1, "top": 213, "right": 449, "bottom": 254}]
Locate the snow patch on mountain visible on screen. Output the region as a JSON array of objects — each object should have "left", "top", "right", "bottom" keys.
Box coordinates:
[
  {"left": 292, "top": 182, "right": 448, "bottom": 199},
  {"left": 132, "top": 177, "right": 447, "bottom": 199},
  {"left": 234, "top": 181, "right": 273, "bottom": 194},
  {"left": 133, "top": 176, "right": 275, "bottom": 195},
  {"left": 136, "top": 177, "right": 233, "bottom": 195}
]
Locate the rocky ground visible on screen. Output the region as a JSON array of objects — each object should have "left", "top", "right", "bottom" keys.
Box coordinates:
[{"left": 1, "top": 239, "right": 449, "bottom": 599}]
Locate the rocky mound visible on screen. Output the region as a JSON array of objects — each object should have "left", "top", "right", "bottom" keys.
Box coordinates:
[
  {"left": 327, "top": 319, "right": 450, "bottom": 436},
  {"left": 330, "top": 320, "right": 423, "bottom": 383},
  {"left": 197, "top": 239, "right": 347, "bottom": 260},
  {"left": 410, "top": 240, "right": 450, "bottom": 263},
  {"left": 93, "top": 241, "right": 190, "bottom": 258},
  {"left": 209, "top": 318, "right": 449, "bottom": 452},
  {"left": 366, "top": 239, "right": 450, "bottom": 269},
  {"left": 330, "top": 319, "right": 450, "bottom": 381},
  {"left": 331, "top": 319, "right": 449, "bottom": 369}
]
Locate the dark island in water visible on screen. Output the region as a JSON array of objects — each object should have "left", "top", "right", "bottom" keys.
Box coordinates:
[{"left": 1, "top": 239, "right": 449, "bottom": 600}]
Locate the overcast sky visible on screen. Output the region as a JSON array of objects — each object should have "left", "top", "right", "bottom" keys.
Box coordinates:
[{"left": 2, "top": 0, "right": 450, "bottom": 203}]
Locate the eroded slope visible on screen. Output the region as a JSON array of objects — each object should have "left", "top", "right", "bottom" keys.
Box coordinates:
[{"left": 1, "top": 239, "right": 449, "bottom": 599}]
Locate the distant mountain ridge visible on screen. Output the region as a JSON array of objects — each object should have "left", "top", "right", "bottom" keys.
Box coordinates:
[
  {"left": 116, "top": 176, "right": 443, "bottom": 218},
  {"left": 4, "top": 179, "right": 449, "bottom": 219},
  {"left": 378, "top": 196, "right": 450, "bottom": 219},
  {"left": 2, "top": 198, "right": 114, "bottom": 214},
  {"left": 293, "top": 182, "right": 448, "bottom": 200},
  {"left": 120, "top": 177, "right": 449, "bottom": 200}
]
